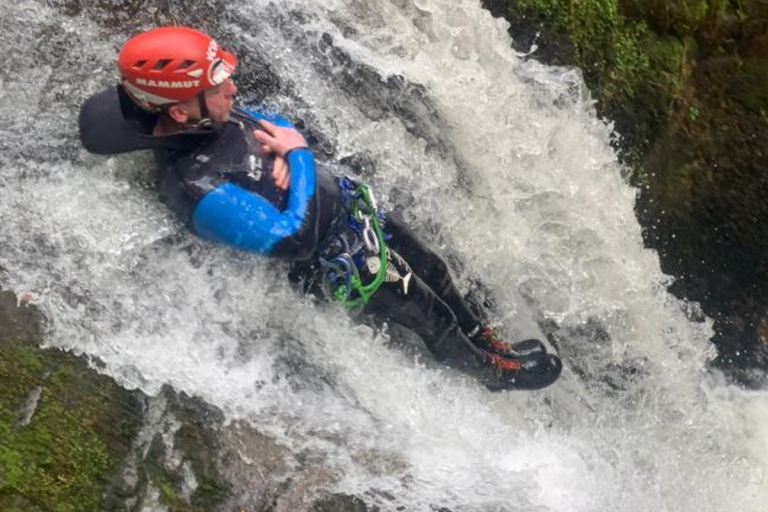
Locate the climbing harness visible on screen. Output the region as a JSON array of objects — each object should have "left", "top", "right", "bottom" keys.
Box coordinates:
[{"left": 319, "top": 179, "right": 388, "bottom": 308}]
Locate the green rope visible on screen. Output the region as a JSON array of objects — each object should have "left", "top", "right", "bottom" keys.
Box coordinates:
[{"left": 334, "top": 184, "right": 388, "bottom": 308}]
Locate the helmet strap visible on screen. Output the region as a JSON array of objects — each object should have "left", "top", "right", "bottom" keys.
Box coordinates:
[
  {"left": 153, "top": 92, "right": 218, "bottom": 134},
  {"left": 196, "top": 91, "right": 213, "bottom": 129}
]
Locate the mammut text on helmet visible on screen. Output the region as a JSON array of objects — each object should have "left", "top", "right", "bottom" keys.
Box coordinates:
[{"left": 134, "top": 78, "right": 202, "bottom": 89}]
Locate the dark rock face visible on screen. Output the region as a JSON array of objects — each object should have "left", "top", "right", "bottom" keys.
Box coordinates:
[{"left": 482, "top": 0, "right": 768, "bottom": 386}]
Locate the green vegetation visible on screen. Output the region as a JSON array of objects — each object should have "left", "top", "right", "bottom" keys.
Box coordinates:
[
  {"left": 535, "top": 0, "right": 651, "bottom": 102},
  {"left": 0, "top": 291, "right": 229, "bottom": 511},
  {"left": 483, "top": 0, "right": 728, "bottom": 161},
  {"left": 0, "top": 296, "right": 141, "bottom": 511}
]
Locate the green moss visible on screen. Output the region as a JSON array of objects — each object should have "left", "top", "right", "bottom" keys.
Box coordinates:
[
  {"left": 190, "top": 476, "right": 229, "bottom": 510},
  {"left": 482, "top": 0, "right": 754, "bottom": 157},
  {"left": 158, "top": 479, "right": 179, "bottom": 505},
  {"left": 622, "top": 0, "right": 711, "bottom": 36},
  {"left": 0, "top": 346, "right": 104, "bottom": 510},
  {"left": 140, "top": 457, "right": 227, "bottom": 512},
  {"left": 312, "top": 494, "right": 379, "bottom": 512},
  {"left": 730, "top": 59, "right": 768, "bottom": 112},
  {"left": 0, "top": 299, "right": 142, "bottom": 512},
  {"left": 485, "top": 1, "right": 658, "bottom": 140}
]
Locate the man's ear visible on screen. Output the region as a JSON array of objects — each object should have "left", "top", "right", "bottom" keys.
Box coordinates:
[{"left": 166, "top": 104, "right": 191, "bottom": 124}]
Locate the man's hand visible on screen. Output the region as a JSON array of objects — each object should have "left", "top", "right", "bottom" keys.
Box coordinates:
[
  {"left": 253, "top": 120, "right": 308, "bottom": 191},
  {"left": 253, "top": 119, "right": 307, "bottom": 157},
  {"left": 271, "top": 155, "right": 289, "bottom": 190}
]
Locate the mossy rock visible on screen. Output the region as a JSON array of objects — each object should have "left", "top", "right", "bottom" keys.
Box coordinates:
[
  {"left": 0, "top": 290, "right": 144, "bottom": 511},
  {"left": 644, "top": 52, "right": 768, "bottom": 314},
  {"left": 621, "top": 0, "right": 710, "bottom": 36},
  {"left": 145, "top": 389, "right": 230, "bottom": 512},
  {"left": 311, "top": 493, "right": 379, "bottom": 512}
]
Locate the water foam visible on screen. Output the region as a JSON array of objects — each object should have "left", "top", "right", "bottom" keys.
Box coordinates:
[{"left": 0, "top": 0, "right": 765, "bottom": 510}]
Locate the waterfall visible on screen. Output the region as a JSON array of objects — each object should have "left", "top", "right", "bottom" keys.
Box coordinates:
[{"left": 1, "top": 0, "right": 766, "bottom": 510}]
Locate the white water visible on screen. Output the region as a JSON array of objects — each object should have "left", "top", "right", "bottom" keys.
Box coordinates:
[{"left": 1, "top": 0, "right": 767, "bottom": 511}]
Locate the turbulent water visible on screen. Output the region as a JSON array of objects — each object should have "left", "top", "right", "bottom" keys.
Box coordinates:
[{"left": 2, "top": 0, "right": 767, "bottom": 510}]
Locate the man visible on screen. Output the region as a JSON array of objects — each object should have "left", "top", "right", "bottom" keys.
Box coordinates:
[{"left": 79, "top": 26, "right": 562, "bottom": 391}]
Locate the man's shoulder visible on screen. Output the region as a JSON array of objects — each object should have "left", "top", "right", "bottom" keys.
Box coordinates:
[{"left": 166, "top": 120, "right": 249, "bottom": 170}]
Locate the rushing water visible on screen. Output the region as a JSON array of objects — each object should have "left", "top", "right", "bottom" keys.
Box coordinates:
[{"left": 2, "top": 0, "right": 767, "bottom": 510}]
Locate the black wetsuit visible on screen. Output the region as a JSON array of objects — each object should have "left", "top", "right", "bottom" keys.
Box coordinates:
[{"left": 79, "top": 86, "right": 491, "bottom": 369}]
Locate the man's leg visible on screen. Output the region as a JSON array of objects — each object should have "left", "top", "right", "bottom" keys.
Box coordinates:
[
  {"left": 361, "top": 248, "right": 562, "bottom": 390},
  {"left": 383, "top": 214, "right": 548, "bottom": 358},
  {"left": 384, "top": 214, "right": 482, "bottom": 335},
  {"left": 362, "top": 248, "right": 484, "bottom": 364}
]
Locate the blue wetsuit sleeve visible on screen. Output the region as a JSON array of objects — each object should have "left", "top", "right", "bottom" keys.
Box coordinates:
[
  {"left": 236, "top": 107, "right": 295, "bottom": 128},
  {"left": 190, "top": 115, "right": 320, "bottom": 260}
]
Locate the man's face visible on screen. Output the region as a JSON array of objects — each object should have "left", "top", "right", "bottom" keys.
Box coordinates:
[
  {"left": 203, "top": 78, "right": 238, "bottom": 123},
  {"left": 172, "top": 78, "right": 238, "bottom": 125}
]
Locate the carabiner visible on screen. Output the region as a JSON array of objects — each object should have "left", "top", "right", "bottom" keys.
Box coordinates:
[
  {"left": 363, "top": 186, "right": 378, "bottom": 212},
  {"left": 362, "top": 217, "right": 380, "bottom": 254}
]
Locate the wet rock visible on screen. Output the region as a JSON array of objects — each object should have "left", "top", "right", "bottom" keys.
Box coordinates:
[
  {"left": 0, "top": 285, "right": 233, "bottom": 510},
  {"left": 17, "top": 385, "right": 42, "bottom": 427},
  {"left": 312, "top": 494, "right": 380, "bottom": 512},
  {"left": 122, "top": 465, "right": 139, "bottom": 494},
  {"left": 0, "top": 287, "right": 143, "bottom": 510},
  {"left": 217, "top": 421, "right": 290, "bottom": 509}
]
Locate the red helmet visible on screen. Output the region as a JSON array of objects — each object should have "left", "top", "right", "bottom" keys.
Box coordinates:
[{"left": 117, "top": 26, "right": 237, "bottom": 111}]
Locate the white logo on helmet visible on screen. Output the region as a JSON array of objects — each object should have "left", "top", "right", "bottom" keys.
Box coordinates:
[
  {"left": 207, "top": 59, "right": 233, "bottom": 86},
  {"left": 206, "top": 40, "right": 218, "bottom": 62},
  {"left": 135, "top": 78, "right": 201, "bottom": 88}
]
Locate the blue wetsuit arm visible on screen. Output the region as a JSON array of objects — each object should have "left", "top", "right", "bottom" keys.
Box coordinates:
[
  {"left": 235, "top": 107, "right": 295, "bottom": 128},
  {"left": 190, "top": 115, "right": 321, "bottom": 260}
]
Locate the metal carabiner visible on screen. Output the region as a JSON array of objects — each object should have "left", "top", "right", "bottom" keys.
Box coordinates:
[
  {"left": 320, "top": 254, "right": 354, "bottom": 300},
  {"left": 330, "top": 231, "right": 351, "bottom": 256},
  {"left": 337, "top": 253, "right": 359, "bottom": 278},
  {"left": 362, "top": 217, "right": 380, "bottom": 254},
  {"left": 364, "top": 186, "right": 378, "bottom": 212}
]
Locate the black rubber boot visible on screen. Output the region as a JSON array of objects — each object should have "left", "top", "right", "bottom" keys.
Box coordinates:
[
  {"left": 438, "top": 333, "right": 562, "bottom": 392},
  {"left": 480, "top": 352, "right": 563, "bottom": 391}
]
